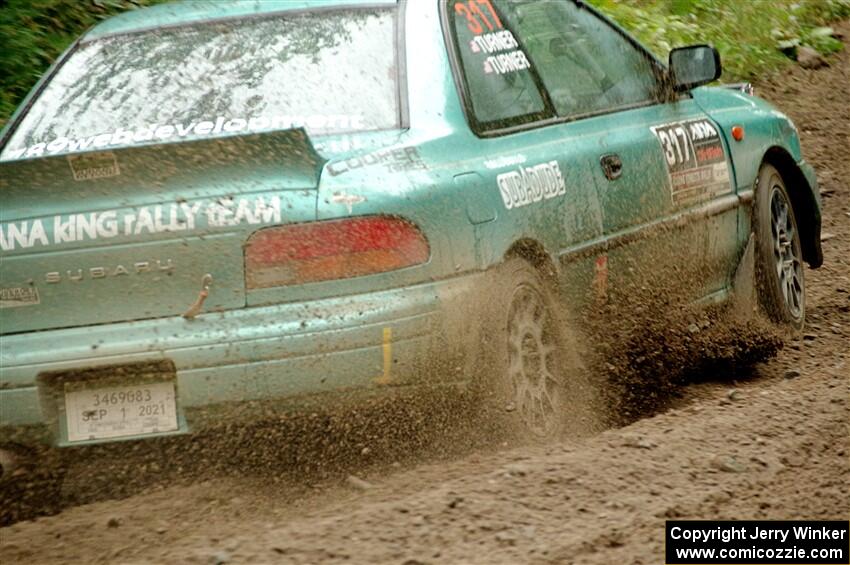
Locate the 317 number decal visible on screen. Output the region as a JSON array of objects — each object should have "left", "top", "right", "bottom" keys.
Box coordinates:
[
  {"left": 655, "top": 125, "right": 694, "bottom": 168},
  {"left": 454, "top": 0, "right": 503, "bottom": 34}
]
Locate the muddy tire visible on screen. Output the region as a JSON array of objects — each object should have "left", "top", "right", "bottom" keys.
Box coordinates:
[
  {"left": 479, "top": 258, "right": 593, "bottom": 441},
  {"left": 753, "top": 163, "right": 806, "bottom": 332}
]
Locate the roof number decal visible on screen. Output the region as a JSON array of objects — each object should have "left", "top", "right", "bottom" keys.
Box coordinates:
[{"left": 456, "top": 0, "right": 533, "bottom": 76}]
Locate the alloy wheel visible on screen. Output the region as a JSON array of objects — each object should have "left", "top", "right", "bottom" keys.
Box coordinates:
[
  {"left": 506, "top": 284, "right": 563, "bottom": 438},
  {"left": 769, "top": 185, "right": 804, "bottom": 320}
]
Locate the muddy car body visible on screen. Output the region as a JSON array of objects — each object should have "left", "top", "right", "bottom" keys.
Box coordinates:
[{"left": 0, "top": 0, "right": 822, "bottom": 452}]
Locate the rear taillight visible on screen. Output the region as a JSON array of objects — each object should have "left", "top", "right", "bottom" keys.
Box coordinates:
[{"left": 245, "top": 216, "right": 430, "bottom": 288}]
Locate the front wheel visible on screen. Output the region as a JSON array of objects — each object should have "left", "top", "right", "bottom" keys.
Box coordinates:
[{"left": 753, "top": 164, "right": 806, "bottom": 331}]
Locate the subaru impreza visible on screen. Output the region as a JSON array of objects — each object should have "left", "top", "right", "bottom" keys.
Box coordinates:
[{"left": 0, "top": 0, "right": 822, "bottom": 460}]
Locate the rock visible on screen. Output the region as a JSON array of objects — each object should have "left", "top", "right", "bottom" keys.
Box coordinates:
[
  {"left": 688, "top": 323, "right": 700, "bottom": 334},
  {"left": 346, "top": 474, "right": 373, "bottom": 490},
  {"left": 106, "top": 517, "right": 122, "bottom": 528},
  {"left": 780, "top": 454, "right": 805, "bottom": 468},
  {"left": 711, "top": 455, "right": 747, "bottom": 473},
  {"left": 360, "top": 446, "right": 371, "bottom": 456},
  {"left": 821, "top": 232, "right": 836, "bottom": 242},
  {"left": 503, "top": 463, "right": 529, "bottom": 477},
  {"left": 784, "top": 369, "right": 801, "bottom": 379},
  {"left": 727, "top": 389, "right": 741, "bottom": 401},
  {"left": 211, "top": 550, "right": 230, "bottom": 565},
  {"left": 797, "top": 46, "right": 828, "bottom": 69},
  {"left": 155, "top": 526, "right": 168, "bottom": 535},
  {"left": 622, "top": 436, "right": 656, "bottom": 449}
]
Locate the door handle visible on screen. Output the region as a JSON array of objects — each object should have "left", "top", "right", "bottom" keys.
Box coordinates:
[{"left": 600, "top": 154, "right": 623, "bottom": 181}]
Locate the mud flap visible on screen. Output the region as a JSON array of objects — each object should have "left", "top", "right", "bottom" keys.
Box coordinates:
[{"left": 732, "top": 233, "right": 756, "bottom": 319}]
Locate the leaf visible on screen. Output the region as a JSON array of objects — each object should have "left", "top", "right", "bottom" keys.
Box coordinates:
[
  {"left": 810, "top": 26, "right": 835, "bottom": 38},
  {"left": 776, "top": 38, "right": 800, "bottom": 53}
]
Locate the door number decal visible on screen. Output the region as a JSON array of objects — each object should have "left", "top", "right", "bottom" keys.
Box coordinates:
[{"left": 650, "top": 119, "right": 731, "bottom": 207}]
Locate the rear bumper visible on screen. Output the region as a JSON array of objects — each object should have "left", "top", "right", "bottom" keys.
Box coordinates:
[{"left": 0, "top": 273, "right": 484, "bottom": 446}]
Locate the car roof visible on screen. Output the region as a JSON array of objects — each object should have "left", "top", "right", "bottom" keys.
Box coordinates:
[{"left": 84, "top": 0, "right": 398, "bottom": 40}]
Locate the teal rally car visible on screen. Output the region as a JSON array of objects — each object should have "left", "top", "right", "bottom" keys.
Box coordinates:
[{"left": 0, "top": 0, "right": 822, "bottom": 461}]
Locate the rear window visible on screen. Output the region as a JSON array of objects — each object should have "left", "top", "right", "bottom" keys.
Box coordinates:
[{"left": 1, "top": 8, "right": 400, "bottom": 161}]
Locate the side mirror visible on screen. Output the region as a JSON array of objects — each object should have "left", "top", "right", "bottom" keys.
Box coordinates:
[{"left": 669, "top": 45, "right": 722, "bottom": 92}]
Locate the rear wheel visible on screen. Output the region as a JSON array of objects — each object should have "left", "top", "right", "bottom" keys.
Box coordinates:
[
  {"left": 482, "top": 258, "right": 592, "bottom": 440},
  {"left": 753, "top": 164, "right": 806, "bottom": 331}
]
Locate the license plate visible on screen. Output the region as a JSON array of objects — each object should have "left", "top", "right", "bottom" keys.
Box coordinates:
[{"left": 64, "top": 380, "right": 178, "bottom": 442}]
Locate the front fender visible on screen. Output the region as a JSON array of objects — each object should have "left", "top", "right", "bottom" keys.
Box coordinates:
[{"left": 692, "top": 87, "right": 823, "bottom": 268}]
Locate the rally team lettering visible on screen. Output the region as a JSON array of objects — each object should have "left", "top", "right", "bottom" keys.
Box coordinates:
[
  {"left": 0, "top": 196, "right": 281, "bottom": 252},
  {"left": 497, "top": 160, "right": 566, "bottom": 210}
]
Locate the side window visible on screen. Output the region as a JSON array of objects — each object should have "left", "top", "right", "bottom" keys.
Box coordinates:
[
  {"left": 448, "top": 0, "right": 547, "bottom": 129},
  {"left": 498, "top": 0, "right": 661, "bottom": 118}
]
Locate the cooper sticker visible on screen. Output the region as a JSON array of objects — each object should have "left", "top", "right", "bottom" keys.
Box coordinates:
[
  {"left": 0, "top": 286, "right": 40, "bottom": 308},
  {"left": 497, "top": 160, "right": 566, "bottom": 210},
  {"left": 650, "top": 119, "right": 732, "bottom": 207},
  {"left": 326, "top": 146, "right": 426, "bottom": 177}
]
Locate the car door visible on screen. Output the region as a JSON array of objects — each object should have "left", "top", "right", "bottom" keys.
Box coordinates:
[
  {"left": 445, "top": 0, "right": 608, "bottom": 310},
  {"left": 497, "top": 0, "right": 738, "bottom": 305}
]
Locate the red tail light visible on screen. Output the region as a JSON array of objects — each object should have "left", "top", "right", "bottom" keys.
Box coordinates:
[{"left": 245, "top": 216, "right": 430, "bottom": 288}]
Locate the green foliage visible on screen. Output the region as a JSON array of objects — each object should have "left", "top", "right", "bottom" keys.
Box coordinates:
[
  {"left": 0, "top": 0, "right": 168, "bottom": 128},
  {"left": 590, "top": 0, "right": 848, "bottom": 80}
]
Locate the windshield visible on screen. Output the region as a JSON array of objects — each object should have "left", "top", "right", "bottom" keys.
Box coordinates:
[{"left": 1, "top": 7, "right": 400, "bottom": 161}]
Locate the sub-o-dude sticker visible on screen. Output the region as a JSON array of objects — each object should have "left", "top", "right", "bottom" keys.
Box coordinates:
[
  {"left": 650, "top": 118, "right": 732, "bottom": 207},
  {"left": 497, "top": 160, "right": 566, "bottom": 210}
]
